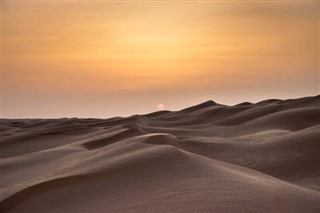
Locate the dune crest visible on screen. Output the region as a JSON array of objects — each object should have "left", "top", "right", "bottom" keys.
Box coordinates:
[{"left": 1, "top": 96, "right": 320, "bottom": 213}]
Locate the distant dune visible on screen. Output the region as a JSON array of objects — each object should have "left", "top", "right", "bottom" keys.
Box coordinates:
[{"left": 1, "top": 95, "right": 320, "bottom": 213}]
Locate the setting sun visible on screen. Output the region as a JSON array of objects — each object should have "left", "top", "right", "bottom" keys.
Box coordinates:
[{"left": 157, "top": 104, "right": 166, "bottom": 110}]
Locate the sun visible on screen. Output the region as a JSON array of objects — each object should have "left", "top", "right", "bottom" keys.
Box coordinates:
[{"left": 157, "top": 104, "right": 166, "bottom": 110}]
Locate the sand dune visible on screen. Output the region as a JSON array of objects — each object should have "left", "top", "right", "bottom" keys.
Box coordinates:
[{"left": 1, "top": 95, "right": 320, "bottom": 212}]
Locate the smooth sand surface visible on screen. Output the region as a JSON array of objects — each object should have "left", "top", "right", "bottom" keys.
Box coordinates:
[{"left": 1, "top": 96, "right": 320, "bottom": 212}]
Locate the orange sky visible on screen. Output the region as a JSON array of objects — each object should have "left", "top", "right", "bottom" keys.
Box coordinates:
[{"left": 2, "top": 1, "right": 319, "bottom": 118}]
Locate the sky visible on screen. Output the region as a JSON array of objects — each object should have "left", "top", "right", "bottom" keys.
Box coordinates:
[{"left": 2, "top": 0, "right": 319, "bottom": 118}]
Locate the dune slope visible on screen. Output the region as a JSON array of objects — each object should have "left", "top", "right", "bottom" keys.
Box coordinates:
[{"left": 1, "top": 95, "right": 320, "bottom": 212}]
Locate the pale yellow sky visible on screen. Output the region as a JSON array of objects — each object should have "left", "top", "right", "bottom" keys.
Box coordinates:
[{"left": 2, "top": 1, "right": 319, "bottom": 118}]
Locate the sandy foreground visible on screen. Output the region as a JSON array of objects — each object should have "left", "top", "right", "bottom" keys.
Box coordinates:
[{"left": 1, "top": 96, "right": 320, "bottom": 212}]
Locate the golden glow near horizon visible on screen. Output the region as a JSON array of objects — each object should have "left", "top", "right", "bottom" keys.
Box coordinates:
[{"left": 2, "top": 1, "right": 319, "bottom": 118}]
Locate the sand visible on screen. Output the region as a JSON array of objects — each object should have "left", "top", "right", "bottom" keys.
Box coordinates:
[{"left": 1, "top": 95, "right": 319, "bottom": 212}]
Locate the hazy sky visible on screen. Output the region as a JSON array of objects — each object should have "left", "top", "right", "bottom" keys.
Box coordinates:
[{"left": 2, "top": 1, "right": 319, "bottom": 118}]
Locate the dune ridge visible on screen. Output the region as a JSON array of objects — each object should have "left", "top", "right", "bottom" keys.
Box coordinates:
[{"left": 1, "top": 95, "right": 320, "bottom": 212}]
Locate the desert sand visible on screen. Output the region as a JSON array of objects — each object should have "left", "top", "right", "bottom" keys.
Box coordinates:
[{"left": 1, "top": 95, "right": 319, "bottom": 212}]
